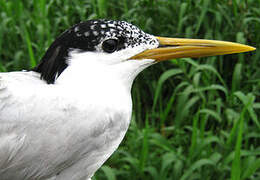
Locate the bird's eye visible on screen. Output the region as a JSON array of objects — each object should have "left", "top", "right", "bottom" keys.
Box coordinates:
[{"left": 102, "top": 39, "right": 118, "bottom": 53}]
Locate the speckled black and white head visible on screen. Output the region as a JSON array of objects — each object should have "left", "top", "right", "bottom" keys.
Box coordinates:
[
  {"left": 33, "top": 19, "right": 159, "bottom": 84},
  {"left": 33, "top": 19, "right": 255, "bottom": 86}
]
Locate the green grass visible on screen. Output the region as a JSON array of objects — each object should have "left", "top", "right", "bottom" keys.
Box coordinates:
[{"left": 0, "top": 0, "right": 259, "bottom": 179}]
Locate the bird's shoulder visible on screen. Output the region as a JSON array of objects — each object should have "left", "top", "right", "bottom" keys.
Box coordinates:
[
  {"left": 0, "top": 71, "right": 42, "bottom": 114},
  {"left": 0, "top": 70, "right": 44, "bottom": 86}
]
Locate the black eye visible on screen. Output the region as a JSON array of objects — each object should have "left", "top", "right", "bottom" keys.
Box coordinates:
[{"left": 102, "top": 39, "right": 118, "bottom": 53}]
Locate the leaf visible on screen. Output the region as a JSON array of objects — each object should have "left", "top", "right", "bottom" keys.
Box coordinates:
[
  {"left": 195, "top": 0, "right": 210, "bottom": 34},
  {"left": 241, "top": 159, "right": 260, "bottom": 180},
  {"left": 100, "top": 165, "right": 116, "bottom": 180},
  {"left": 180, "top": 159, "right": 215, "bottom": 180},
  {"left": 234, "top": 92, "right": 260, "bottom": 128},
  {"left": 152, "top": 68, "right": 183, "bottom": 111},
  {"left": 199, "top": 108, "right": 222, "bottom": 122}
]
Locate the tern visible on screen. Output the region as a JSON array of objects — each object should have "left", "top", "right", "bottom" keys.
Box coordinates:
[{"left": 0, "top": 19, "right": 255, "bottom": 180}]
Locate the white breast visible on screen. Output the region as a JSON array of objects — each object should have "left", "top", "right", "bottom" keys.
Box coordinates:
[{"left": 0, "top": 71, "right": 132, "bottom": 180}]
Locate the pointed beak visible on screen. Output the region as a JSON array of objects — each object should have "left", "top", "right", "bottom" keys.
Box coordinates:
[{"left": 131, "top": 37, "right": 256, "bottom": 61}]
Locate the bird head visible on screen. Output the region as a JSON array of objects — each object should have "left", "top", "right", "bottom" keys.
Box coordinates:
[{"left": 33, "top": 20, "right": 255, "bottom": 87}]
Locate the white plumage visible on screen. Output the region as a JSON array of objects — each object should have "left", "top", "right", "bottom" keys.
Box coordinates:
[
  {"left": 0, "top": 54, "right": 155, "bottom": 180},
  {"left": 0, "top": 20, "right": 254, "bottom": 180}
]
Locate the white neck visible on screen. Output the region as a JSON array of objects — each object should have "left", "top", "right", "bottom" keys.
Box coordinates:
[
  {"left": 55, "top": 52, "right": 155, "bottom": 92},
  {"left": 50, "top": 53, "right": 156, "bottom": 178}
]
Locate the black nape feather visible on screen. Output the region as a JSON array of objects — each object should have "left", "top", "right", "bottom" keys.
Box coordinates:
[
  {"left": 32, "top": 27, "right": 74, "bottom": 84},
  {"left": 33, "top": 44, "right": 68, "bottom": 84}
]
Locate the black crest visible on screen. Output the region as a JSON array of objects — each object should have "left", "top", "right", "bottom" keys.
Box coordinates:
[{"left": 33, "top": 19, "right": 157, "bottom": 84}]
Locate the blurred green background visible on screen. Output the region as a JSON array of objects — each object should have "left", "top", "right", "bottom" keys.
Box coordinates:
[{"left": 0, "top": 0, "right": 259, "bottom": 179}]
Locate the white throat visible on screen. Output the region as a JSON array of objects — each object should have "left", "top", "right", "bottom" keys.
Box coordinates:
[{"left": 56, "top": 51, "right": 155, "bottom": 91}]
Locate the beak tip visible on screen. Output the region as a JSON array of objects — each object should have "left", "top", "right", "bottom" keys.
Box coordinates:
[
  {"left": 250, "top": 46, "right": 256, "bottom": 51},
  {"left": 240, "top": 45, "right": 256, "bottom": 53}
]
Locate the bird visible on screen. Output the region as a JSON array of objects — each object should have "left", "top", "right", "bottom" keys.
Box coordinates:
[{"left": 0, "top": 19, "right": 255, "bottom": 180}]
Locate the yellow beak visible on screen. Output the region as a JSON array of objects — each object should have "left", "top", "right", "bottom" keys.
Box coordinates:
[{"left": 131, "top": 37, "right": 256, "bottom": 61}]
